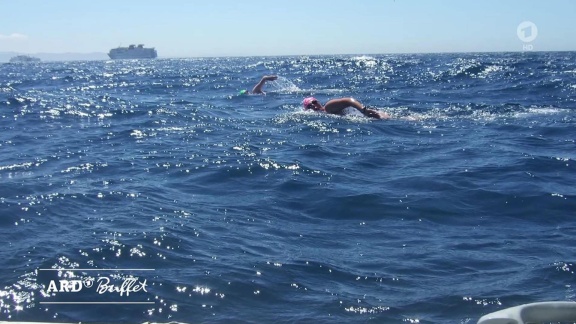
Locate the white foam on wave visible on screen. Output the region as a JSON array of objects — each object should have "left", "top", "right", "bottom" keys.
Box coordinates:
[
  {"left": 513, "top": 106, "right": 566, "bottom": 118},
  {"left": 130, "top": 129, "right": 147, "bottom": 139},
  {"left": 0, "top": 162, "right": 34, "bottom": 171},
  {"left": 351, "top": 55, "right": 377, "bottom": 61},
  {"left": 477, "top": 65, "right": 504, "bottom": 79}
]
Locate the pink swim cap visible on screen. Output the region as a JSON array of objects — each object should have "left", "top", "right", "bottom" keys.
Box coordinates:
[{"left": 302, "top": 97, "right": 317, "bottom": 109}]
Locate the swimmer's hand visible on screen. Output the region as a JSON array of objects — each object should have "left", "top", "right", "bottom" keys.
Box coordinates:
[
  {"left": 263, "top": 75, "right": 278, "bottom": 81},
  {"left": 363, "top": 108, "right": 390, "bottom": 119}
]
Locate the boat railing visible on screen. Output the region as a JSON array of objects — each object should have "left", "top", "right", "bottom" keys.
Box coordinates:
[{"left": 477, "top": 301, "right": 576, "bottom": 324}]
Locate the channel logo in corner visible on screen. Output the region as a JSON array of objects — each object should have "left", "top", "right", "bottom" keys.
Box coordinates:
[{"left": 517, "top": 21, "right": 538, "bottom": 43}]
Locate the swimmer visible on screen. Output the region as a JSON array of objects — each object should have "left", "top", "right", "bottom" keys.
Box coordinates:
[
  {"left": 302, "top": 97, "right": 389, "bottom": 119},
  {"left": 239, "top": 75, "right": 278, "bottom": 95}
]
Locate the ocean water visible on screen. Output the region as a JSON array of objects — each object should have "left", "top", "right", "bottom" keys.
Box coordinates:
[{"left": 0, "top": 52, "right": 575, "bottom": 323}]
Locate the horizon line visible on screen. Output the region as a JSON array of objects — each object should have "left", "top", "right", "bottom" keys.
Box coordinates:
[{"left": 2, "top": 49, "right": 576, "bottom": 63}]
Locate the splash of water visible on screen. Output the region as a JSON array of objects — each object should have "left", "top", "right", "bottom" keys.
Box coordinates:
[{"left": 267, "top": 76, "right": 301, "bottom": 92}]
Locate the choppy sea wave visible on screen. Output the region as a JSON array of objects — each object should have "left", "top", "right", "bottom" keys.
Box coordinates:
[{"left": 1, "top": 52, "right": 575, "bottom": 323}]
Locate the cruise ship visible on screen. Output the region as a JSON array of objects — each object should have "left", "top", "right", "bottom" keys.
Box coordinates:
[
  {"left": 9, "top": 55, "right": 41, "bottom": 63},
  {"left": 108, "top": 44, "right": 157, "bottom": 60}
]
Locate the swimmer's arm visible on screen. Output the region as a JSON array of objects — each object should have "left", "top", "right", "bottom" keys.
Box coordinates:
[
  {"left": 343, "top": 98, "right": 390, "bottom": 119},
  {"left": 251, "top": 75, "right": 278, "bottom": 94}
]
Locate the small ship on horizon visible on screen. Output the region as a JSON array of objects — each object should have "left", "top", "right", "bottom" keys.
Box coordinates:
[{"left": 108, "top": 44, "right": 157, "bottom": 60}]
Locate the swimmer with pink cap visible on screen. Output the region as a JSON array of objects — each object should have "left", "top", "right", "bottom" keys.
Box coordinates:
[
  {"left": 303, "top": 97, "right": 389, "bottom": 119},
  {"left": 302, "top": 97, "right": 325, "bottom": 112}
]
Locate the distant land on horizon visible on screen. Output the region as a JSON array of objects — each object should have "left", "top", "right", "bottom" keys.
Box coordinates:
[{"left": 0, "top": 51, "right": 109, "bottom": 62}]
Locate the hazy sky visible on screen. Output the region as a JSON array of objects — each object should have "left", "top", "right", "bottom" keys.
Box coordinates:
[{"left": 1, "top": 0, "right": 575, "bottom": 57}]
